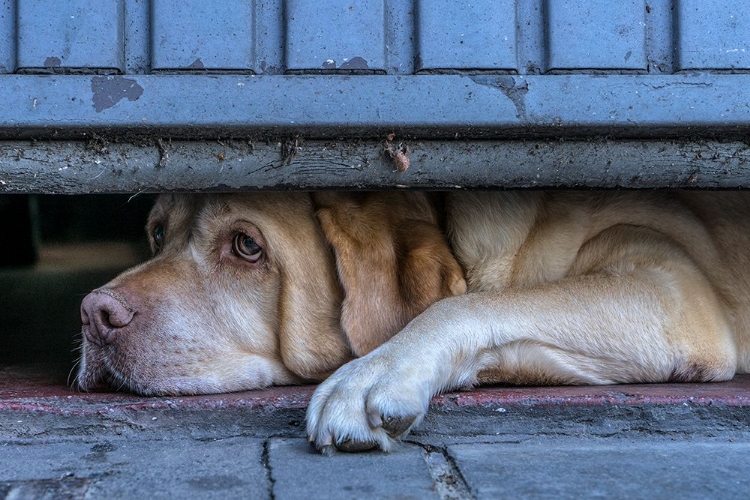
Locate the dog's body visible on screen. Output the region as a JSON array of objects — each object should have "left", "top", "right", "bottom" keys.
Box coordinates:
[{"left": 79, "top": 191, "right": 750, "bottom": 452}]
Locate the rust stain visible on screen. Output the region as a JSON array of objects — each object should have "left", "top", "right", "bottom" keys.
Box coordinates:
[{"left": 385, "top": 141, "right": 410, "bottom": 172}]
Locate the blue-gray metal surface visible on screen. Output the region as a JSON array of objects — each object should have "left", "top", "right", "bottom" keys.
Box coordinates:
[
  {"left": 546, "top": 0, "right": 647, "bottom": 71},
  {"left": 1, "top": 74, "right": 749, "bottom": 139},
  {"left": 285, "top": 0, "right": 386, "bottom": 73},
  {"left": 0, "top": 0, "right": 13, "bottom": 74},
  {"left": 151, "top": 0, "right": 256, "bottom": 72},
  {"left": 416, "top": 0, "right": 518, "bottom": 72},
  {"left": 675, "top": 0, "right": 750, "bottom": 71},
  {"left": 16, "top": 0, "right": 125, "bottom": 73},
  {"left": 0, "top": 0, "right": 744, "bottom": 76},
  {"left": 1, "top": 0, "right": 750, "bottom": 192}
]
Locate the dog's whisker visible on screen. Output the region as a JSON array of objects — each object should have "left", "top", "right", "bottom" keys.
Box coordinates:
[{"left": 67, "top": 358, "right": 81, "bottom": 387}]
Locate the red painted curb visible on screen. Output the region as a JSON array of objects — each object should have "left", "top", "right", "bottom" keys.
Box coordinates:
[
  {"left": 432, "top": 376, "right": 750, "bottom": 408},
  {"left": 2, "top": 366, "right": 749, "bottom": 416}
]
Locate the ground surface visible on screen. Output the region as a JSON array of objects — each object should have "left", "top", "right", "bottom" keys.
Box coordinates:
[{"left": 1, "top": 365, "right": 749, "bottom": 499}]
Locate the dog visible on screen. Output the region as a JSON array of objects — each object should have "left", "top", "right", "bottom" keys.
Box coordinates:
[{"left": 78, "top": 191, "right": 750, "bottom": 453}]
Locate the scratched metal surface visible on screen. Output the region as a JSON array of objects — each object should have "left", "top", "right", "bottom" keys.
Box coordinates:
[{"left": 3, "top": 138, "right": 750, "bottom": 194}]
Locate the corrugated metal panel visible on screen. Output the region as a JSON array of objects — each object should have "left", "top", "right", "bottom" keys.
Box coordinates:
[
  {"left": 546, "top": 0, "right": 647, "bottom": 71},
  {"left": 416, "top": 0, "right": 518, "bottom": 72},
  {"left": 151, "top": 0, "right": 256, "bottom": 71},
  {"left": 1, "top": 0, "right": 750, "bottom": 193},
  {"left": 675, "top": 0, "right": 750, "bottom": 71},
  {"left": 123, "top": 0, "right": 150, "bottom": 74},
  {"left": 285, "top": 0, "right": 386, "bottom": 73},
  {"left": 0, "top": 0, "right": 13, "bottom": 73},
  {"left": 3, "top": 0, "right": 749, "bottom": 76},
  {"left": 16, "top": 0, "right": 125, "bottom": 73}
]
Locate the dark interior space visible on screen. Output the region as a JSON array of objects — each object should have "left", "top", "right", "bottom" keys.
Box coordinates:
[{"left": 0, "top": 194, "right": 154, "bottom": 374}]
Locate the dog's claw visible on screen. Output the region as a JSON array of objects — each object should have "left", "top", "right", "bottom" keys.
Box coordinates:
[
  {"left": 319, "top": 434, "right": 333, "bottom": 447},
  {"left": 366, "top": 409, "right": 383, "bottom": 428},
  {"left": 312, "top": 433, "right": 337, "bottom": 456},
  {"left": 319, "top": 445, "right": 336, "bottom": 457},
  {"left": 382, "top": 415, "right": 416, "bottom": 438}
]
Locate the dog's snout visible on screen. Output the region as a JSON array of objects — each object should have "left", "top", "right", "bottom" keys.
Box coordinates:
[{"left": 81, "top": 289, "right": 136, "bottom": 345}]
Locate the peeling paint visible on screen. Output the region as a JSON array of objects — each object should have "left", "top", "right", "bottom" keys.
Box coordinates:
[
  {"left": 340, "top": 56, "right": 369, "bottom": 70},
  {"left": 44, "top": 57, "right": 61, "bottom": 68},
  {"left": 188, "top": 58, "right": 205, "bottom": 70},
  {"left": 91, "top": 76, "right": 144, "bottom": 112},
  {"left": 259, "top": 61, "right": 281, "bottom": 74},
  {"left": 320, "top": 57, "right": 369, "bottom": 71},
  {"left": 470, "top": 75, "right": 529, "bottom": 120}
]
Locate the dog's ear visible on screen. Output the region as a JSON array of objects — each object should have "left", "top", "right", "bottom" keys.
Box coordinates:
[
  {"left": 313, "top": 192, "right": 467, "bottom": 356},
  {"left": 255, "top": 194, "right": 352, "bottom": 380}
]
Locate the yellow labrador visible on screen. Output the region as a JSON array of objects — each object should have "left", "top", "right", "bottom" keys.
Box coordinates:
[{"left": 78, "top": 191, "right": 750, "bottom": 453}]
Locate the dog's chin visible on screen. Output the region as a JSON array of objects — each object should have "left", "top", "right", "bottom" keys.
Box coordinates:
[
  {"left": 75, "top": 347, "right": 299, "bottom": 396},
  {"left": 77, "top": 364, "right": 273, "bottom": 396}
]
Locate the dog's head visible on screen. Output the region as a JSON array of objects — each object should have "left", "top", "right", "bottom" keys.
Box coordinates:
[{"left": 77, "top": 192, "right": 465, "bottom": 395}]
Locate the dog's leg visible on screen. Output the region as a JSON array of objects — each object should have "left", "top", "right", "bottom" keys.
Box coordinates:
[{"left": 306, "top": 258, "right": 737, "bottom": 453}]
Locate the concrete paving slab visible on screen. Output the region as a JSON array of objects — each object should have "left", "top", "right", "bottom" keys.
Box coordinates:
[
  {"left": 267, "top": 438, "right": 438, "bottom": 499},
  {"left": 2, "top": 366, "right": 750, "bottom": 499},
  {"left": 0, "top": 437, "right": 268, "bottom": 499},
  {"left": 450, "top": 439, "right": 750, "bottom": 500},
  {"left": 1, "top": 476, "right": 90, "bottom": 500}
]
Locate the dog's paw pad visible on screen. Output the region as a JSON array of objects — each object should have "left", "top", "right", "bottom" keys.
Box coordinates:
[{"left": 336, "top": 438, "right": 379, "bottom": 453}]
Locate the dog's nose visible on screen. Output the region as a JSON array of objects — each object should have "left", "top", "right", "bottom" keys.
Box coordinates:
[{"left": 81, "top": 289, "right": 135, "bottom": 345}]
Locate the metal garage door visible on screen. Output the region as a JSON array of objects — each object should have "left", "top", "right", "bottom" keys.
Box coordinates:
[{"left": 1, "top": 0, "right": 750, "bottom": 192}]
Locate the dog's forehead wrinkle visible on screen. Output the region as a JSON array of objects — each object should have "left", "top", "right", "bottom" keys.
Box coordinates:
[
  {"left": 189, "top": 199, "right": 249, "bottom": 248},
  {"left": 187, "top": 239, "right": 207, "bottom": 267}
]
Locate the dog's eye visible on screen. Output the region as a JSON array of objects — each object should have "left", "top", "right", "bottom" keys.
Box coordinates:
[
  {"left": 232, "top": 233, "right": 262, "bottom": 262},
  {"left": 152, "top": 225, "right": 165, "bottom": 251}
]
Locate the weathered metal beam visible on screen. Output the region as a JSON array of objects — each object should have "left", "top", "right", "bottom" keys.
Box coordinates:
[
  {"left": 1, "top": 75, "right": 750, "bottom": 139},
  {"left": 2, "top": 139, "right": 750, "bottom": 194}
]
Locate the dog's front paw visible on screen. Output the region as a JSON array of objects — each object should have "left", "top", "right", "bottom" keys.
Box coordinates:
[{"left": 306, "top": 353, "right": 431, "bottom": 454}]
